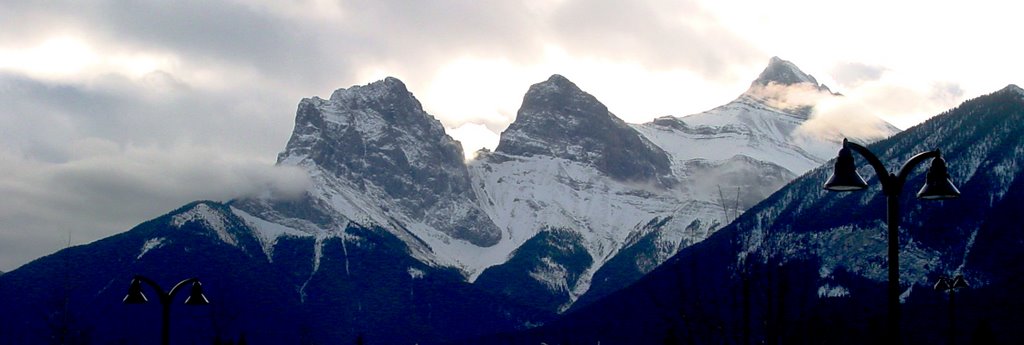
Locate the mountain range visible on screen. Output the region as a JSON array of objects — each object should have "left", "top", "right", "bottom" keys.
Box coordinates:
[
  {"left": 486, "top": 84, "right": 1024, "bottom": 344},
  {"left": 0, "top": 57, "right": 902, "bottom": 344}
]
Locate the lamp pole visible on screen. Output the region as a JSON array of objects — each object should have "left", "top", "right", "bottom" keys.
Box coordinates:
[
  {"left": 934, "top": 275, "right": 968, "bottom": 345},
  {"left": 824, "top": 139, "right": 960, "bottom": 345},
  {"left": 123, "top": 275, "right": 210, "bottom": 345}
]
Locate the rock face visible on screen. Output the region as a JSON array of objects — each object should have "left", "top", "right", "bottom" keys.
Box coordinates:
[
  {"left": 487, "top": 84, "right": 1024, "bottom": 345},
  {"left": 497, "top": 75, "right": 675, "bottom": 186},
  {"left": 239, "top": 77, "right": 501, "bottom": 247}
]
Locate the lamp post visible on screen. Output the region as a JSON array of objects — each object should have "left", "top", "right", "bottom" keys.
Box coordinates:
[
  {"left": 934, "top": 275, "right": 968, "bottom": 345},
  {"left": 823, "top": 138, "right": 960, "bottom": 344},
  {"left": 123, "top": 275, "right": 210, "bottom": 345}
]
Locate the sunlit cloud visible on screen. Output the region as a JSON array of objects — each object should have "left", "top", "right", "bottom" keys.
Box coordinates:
[{"left": 0, "top": 36, "right": 176, "bottom": 81}]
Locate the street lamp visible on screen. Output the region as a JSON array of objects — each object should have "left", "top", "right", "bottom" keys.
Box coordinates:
[
  {"left": 823, "top": 138, "right": 960, "bottom": 344},
  {"left": 934, "top": 275, "right": 969, "bottom": 345},
  {"left": 123, "top": 275, "right": 210, "bottom": 345}
]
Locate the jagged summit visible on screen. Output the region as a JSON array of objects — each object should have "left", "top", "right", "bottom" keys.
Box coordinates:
[
  {"left": 246, "top": 77, "right": 502, "bottom": 248},
  {"left": 753, "top": 56, "right": 819, "bottom": 86},
  {"left": 323, "top": 77, "right": 428, "bottom": 122},
  {"left": 528, "top": 74, "right": 579, "bottom": 96},
  {"left": 515, "top": 74, "right": 611, "bottom": 122},
  {"left": 330, "top": 76, "right": 408, "bottom": 101},
  {"left": 278, "top": 77, "right": 454, "bottom": 165},
  {"left": 750, "top": 56, "right": 833, "bottom": 93},
  {"left": 495, "top": 74, "right": 674, "bottom": 185}
]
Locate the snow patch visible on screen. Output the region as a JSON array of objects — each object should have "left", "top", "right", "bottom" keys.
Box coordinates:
[
  {"left": 817, "top": 284, "right": 850, "bottom": 298},
  {"left": 232, "top": 207, "right": 310, "bottom": 261},
  {"left": 171, "top": 204, "right": 236, "bottom": 246},
  {"left": 299, "top": 233, "right": 327, "bottom": 304},
  {"left": 899, "top": 285, "right": 913, "bottom": 304},
  {"left": 407, "top": 267, "right": 426, "bottom": 280},
  {"left": 137, "top": 237, "right": 166, "bottom": 260},
  {"left": 529, "top": 257, "right": 569, "bottom": 293},
  {"left": 956, "top": 228, "right": 979, "bottom": 274}
]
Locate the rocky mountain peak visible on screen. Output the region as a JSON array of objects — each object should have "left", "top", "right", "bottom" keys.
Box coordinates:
[
  {"left": 518, "top": 74, "right": 607, "bottom": 119},
  {"left": 330, "top": 76, "right": 408, "bottom": 100},
  {"left": 750, "top": 56, "right": 833, "bottom": 93},
  {"left": 495, "top": 75, "right": 674, "bottom": 186},
  {"left": 258, "top": 78, "right": 501, "bottom": 247},
  {"left": 324, "top": 77, "right": 431, "bottom": 125}
]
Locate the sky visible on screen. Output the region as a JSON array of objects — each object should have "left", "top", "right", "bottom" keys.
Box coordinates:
[{"left": 1, "top": 0, "right": 1022, "bottom": 272}]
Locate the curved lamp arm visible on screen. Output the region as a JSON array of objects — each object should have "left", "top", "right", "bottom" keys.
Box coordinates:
[
  {"left": 133, "top": 275, "right": 200, "bottom": 302},
  {"left": 843, "top": 140, "right": 890, "bottom": 185},
  {"left": 895, "top": 150, "right": 941, "bottom": 191},
  {"left": 844, "top": 140, "right": 940, "bottom": 196}
]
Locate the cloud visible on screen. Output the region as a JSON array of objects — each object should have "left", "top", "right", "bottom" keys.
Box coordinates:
[
  {"left": 0, "top": 70, "right": 312, "bottom": 271},
  {"left": 745, "top": 82, "right": 833, "bottom": 110},
  {"left": 547, "top": 0, "right": 760, "bottom": 77},
  {"left": 831, "top": 62, "right": 888, "bottom": 88},
  {"left": 793, "top": 78, "right": 967, "bottom": 143},
  {"left": 745, "top": 81, "right": 899, "bottom": 142},
  {"left": 447, "top": 122, "right": 502, "bottom": 160},
  {"left": 0, "top": 142, "right": 310, "bottom": 271},
  {"left": 796, "top": 97, "right": 899, "bottom": 143}
]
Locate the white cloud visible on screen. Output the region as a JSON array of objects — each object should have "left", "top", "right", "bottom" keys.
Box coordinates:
[
  {"left": 0, "top": 142, "right": 309, "bottom": 271},
  {"left": 447, "top": 123, "right": 502, "bottom": 160}
]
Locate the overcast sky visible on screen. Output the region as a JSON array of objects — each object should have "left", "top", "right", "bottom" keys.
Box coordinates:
[{"left": 1, "top": 0, "right": 1022, "bottom": 271}]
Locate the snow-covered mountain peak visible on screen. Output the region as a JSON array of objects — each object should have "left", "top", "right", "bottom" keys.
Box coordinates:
[
  {"left": 494, "top": 75, "right": 674, "bottom": 185},
  {"left": 328, "top": 76, "right": 414, "bottom": 106},
  {"left": 515, "top": 74, "right": 610, "bottom": 123},
  {"left": 240, "top": 78, "right": 502, "bottom": 249},
  {"left": 528, "top": 74, "right": 578, "bottom": 96},
  {"left": 635, "top": 57, "right": 900, "bottom": 182},
  {"left": 751, "top": 56, "right": 830, "bottom": 91}
]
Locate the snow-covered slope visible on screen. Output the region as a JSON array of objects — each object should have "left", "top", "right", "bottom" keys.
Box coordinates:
[
  {"left": 636, "top": 56, "right": 898, "bottom": 179},
  {"left": 232, "top": 57, "right": 902, "bottom": 313},
  {"left": 233, "top": 77, "right": 502, "bottom": 273},
  {"left": 575, "top": 57, "right": 900, "bottom": 307},
  {"left": 495, "top": 84, "right": 1024, "bottom": 345}
]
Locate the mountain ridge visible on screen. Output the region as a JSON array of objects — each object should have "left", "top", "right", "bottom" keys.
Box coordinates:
[
  {"left": 0, "top": 57, "right": 912, "bottom": 343},
  {"left": 484, "top": 82, "right": 1024, "bottom": 344}
]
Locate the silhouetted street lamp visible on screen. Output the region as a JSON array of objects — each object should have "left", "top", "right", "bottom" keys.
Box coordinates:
[
  {"left": 123, "top": 275, "right": 210, "bottom": 345},
  {"left": 934, "top": 275, "right": 969, "bottom": 345},
  {"left": 824, "top": 138, "right": 960, "bottom": 344}
]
